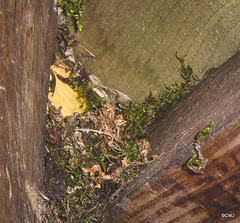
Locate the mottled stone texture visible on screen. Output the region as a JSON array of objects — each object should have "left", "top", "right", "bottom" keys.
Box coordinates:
[
  {"left": 74, "top": 0, "right": 240, "bottom": 101},
  {"left": 0, "top": 1, "right": 57, "bottom": 222}
]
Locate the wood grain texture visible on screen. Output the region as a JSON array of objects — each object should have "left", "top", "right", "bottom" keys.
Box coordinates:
[
  {"left": 0, "top": 1, "right": 57, "bottom": 222},
  {"left": 103, "top": 52, "right": 240, "bottom": 222}
]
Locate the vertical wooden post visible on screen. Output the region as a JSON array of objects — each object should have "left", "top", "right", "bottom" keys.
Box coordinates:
[{"left": 0, "top": 1, "right": 57, "bottom": 222}]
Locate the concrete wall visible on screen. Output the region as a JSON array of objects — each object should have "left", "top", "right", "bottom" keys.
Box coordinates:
[{"left": 74, "top": 0, "right": 240, "bottom": 101}]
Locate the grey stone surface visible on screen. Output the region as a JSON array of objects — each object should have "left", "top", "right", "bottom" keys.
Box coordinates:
[{"left": 73, "top": 0, "right": 240, "bottom": 101}]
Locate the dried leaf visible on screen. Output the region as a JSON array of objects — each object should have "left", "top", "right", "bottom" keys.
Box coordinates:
[
  {"left": 101, "top": 175, "right": 113, "bottom": 180},
  {"left": 121, "top": 157, "right": 131, "bottom": 168},
  {"left": 140, "top": 149, "right": 149, "bottom": 159},
  {"left": 81, "top": 165, "right": 103, "bottom": 180},
  {"left": 138, "top": 138, "right": 151, "bottom": 152}
]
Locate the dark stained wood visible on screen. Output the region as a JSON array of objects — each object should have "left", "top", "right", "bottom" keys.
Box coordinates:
[
  {"left": 103, "top": 52, "right": 240, "bottom": 222},
  {"left": 0, "top": 1, "right": 57, "bottom": 222}
]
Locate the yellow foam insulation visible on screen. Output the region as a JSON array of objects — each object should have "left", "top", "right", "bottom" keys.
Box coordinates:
[{"left": 48, "top": 65, "right": 85, "bottom": 116}]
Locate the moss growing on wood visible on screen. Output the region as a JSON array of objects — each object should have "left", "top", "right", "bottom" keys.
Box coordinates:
[
  {"left": 44, "top": 53, "right": 199, "bottom": 222},
  {"left": 120, "top": 52, "right": 196, "bottom": 139}
]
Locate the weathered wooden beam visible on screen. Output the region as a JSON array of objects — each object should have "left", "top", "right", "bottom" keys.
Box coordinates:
[
  {"left": 103, "top": 52, "right": 240, "bottom": 222},
  {"left": 0, "top": 1, "right": 57, "bottom": 222}
]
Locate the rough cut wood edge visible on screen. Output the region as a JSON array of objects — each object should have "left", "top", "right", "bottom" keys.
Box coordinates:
[
  {"left": 0, "top": 1, "right": 57, "bottom": 222},
  {"left": 103, "top": 52, "right": 240, "bottom": 222}
]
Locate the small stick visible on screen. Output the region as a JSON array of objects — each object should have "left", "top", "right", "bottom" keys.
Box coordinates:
[
  {"left": 75, "top": 128, "right": 124, "bottom": 145},
  {"left": 77, "top": 42, "right": 96, "bottom": 58}
]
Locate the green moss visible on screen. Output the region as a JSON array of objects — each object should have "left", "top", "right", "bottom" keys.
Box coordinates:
[
  {"left": 58, "top": 0, "right": 84, "bottom": 31},
  {"left": 76, "top": 83, "right": 104, "bottom": 112},
  {"left": 45, "top": 144, "right": 104, "bottom": 222},
  {"left": 69, "top": 73, "right": 104, "bottom": 112},
  {"left": 195, "top": 121, "right": 215, "bottom": 144},
  {"left": 45, "top": 53, "right": 199, "bottom": 222},
  {"left": 120, "top": 52, "right": 196, "bottom": 140}
]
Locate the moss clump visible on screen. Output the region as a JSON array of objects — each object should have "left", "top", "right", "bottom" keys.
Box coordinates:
[
  {"left": 45, "top": 142, "right": 104, "bottom": 222},
  {"left": 44, "top": 53, "right": 199, "bottom": 222},
  {"left": 75, "top": 83, "right": 103, "bottom": 112},
  {"left": 58, "top": 0, "right": 84, "bottom": 31},
  {"left": 120, "top": 52, "right": 196, "bottom": 139},
  {"left": 69, "top": 73, "right": 104, "bottom": 112}
]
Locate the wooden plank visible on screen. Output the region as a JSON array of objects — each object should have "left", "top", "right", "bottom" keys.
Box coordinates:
[
  {"left": 103, "top": 52, "right": 240, "bottom": 222},
  {"left": 0, "top": 1, "right": 57, "bottom": 222}
]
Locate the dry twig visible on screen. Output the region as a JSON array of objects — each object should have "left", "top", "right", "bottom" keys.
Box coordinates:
[{"left": 75, "top": 128, "right": 124, "bottom": 145}]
